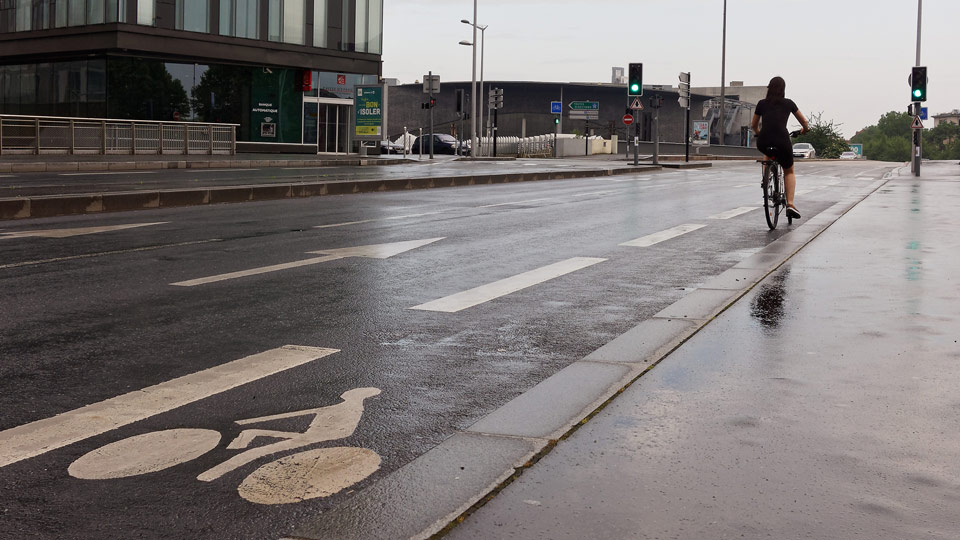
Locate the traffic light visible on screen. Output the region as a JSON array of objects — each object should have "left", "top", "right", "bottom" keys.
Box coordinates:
[
  {"left": 628, "top": 63, "right": 643, "bottom": 96},
  {"left": 911, "top": 66, "right": 927, "bottom": 102},
  {"left": 554, "top": 117, "right": 560, "bottom": 125},
  {"left": 456, "top": 89, "right": 464, "bottom": 114}
]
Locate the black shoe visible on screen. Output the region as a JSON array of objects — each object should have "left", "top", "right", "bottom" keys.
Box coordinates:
[{"left": 786, "top": 205, "right": 801, "bottom": 219}]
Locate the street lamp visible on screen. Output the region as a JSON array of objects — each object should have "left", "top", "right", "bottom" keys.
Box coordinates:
[
  {"left": 461, "top": 1, "right": 478, "bottom": 156},
  {"left": 462, "top": 20, "right": 488, "bottom": 141}
]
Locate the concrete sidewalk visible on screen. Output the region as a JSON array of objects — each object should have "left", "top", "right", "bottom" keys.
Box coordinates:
[{"left": 441, "top": 161, "right": 960, "bottom": 539}]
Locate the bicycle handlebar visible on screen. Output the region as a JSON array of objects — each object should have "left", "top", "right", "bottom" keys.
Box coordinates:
[{"left": 789, "top": 129, "right": 803, "bottom": 138}]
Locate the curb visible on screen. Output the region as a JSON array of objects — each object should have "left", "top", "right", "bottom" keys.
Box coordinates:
[
  {"left": 0, "top": 166, "right": 661, "bottom": 220},
  {"left": 286, "top": 175, "right": 891, "bottom": 540}
]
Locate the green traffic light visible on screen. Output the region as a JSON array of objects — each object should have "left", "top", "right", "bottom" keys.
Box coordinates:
[
  {"left": 913, "top": 89, "right": 923, "bottom": 98},
  {"left": 630, "top": 84, "right": 640, "bottom": 92}
]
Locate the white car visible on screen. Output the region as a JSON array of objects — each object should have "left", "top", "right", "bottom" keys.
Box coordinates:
[
  {"left": 793, "top": 143, "right": 816, "bottom": 159},
  {"left": 839, "top": 151, "right": 858, "bottom": 160}
]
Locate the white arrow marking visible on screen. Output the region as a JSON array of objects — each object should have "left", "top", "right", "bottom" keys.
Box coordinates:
[
  {"left": 411, "top": 257, "right": 606, "bottom": 313},
  {"left": 171, "top": 237, "right": 445, "bottom": 286},
  {"left": 708, "top": 207, "right": 757, "bottom": 220},
  {"left": 0, "top": 345, "right": 338, "bottom": 469},
  {"left": 0, "top": 222, "right": 168, "bottom": 240},
  {"left": 620, "top": 224, "right": 706, "bottom": 247}
]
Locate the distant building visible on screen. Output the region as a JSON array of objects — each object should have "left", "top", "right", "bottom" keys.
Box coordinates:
[
  {"left": 611, "top": 67, "right": 626, "bottom": 85},
  {"left": 386, "top": 80, "right": 753, "bottom": 147},
  {"left": 932, "top": 110, "right": 960, "bottom": 128},
  {"left": 688, "top": 81, "right": 764, "bottom": 145}
]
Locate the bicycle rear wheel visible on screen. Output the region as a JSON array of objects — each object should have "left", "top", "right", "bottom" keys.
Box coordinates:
[{"left": 763, "top": 163, "right": 781, "bottom": 230}]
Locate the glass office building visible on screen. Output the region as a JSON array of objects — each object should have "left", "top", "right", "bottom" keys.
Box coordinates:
[{"left": 0, "top": 0, "right": 382, "bottom": 152}]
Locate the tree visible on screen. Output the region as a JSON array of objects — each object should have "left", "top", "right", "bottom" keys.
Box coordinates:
[
  {"left": 107, "top": 59, "right": 189, "bottom": 121},
  {"left": 191, "top": 65, "right": 249, "bottom": 125},
  {"left": 851, "top": 112, "right": 913, "bottom": 162},
  {"left": 792, "top": 113, "right": 849, "bottom": 159},
  {"left": 923, "top": 122, "right": 960, "bottom": 160}
]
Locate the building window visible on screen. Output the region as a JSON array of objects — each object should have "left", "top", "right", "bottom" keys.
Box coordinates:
[
  {"left": 268, "top": 0, "right": 304, "bottom": 45},
  {"left": 355, "top": 0, "right": 381, "bottom": 54},
  {"left": 136, "top": 0, "right": 153, "bottom": 25},
  {"left": 312, "top": 0, "right": 325, "bottom": 48},
  {"left": 220, "top": 0, "right": 258, "bottom": 39},
  {"left": 175, "top": 0, "right": 209, "bottom": 33},
  {"left": 52, "top": 1, "right": 129, "bottom": 28}
]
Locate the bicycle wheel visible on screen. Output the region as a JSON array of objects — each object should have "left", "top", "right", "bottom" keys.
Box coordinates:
[{"left": 763, "top": 163, "right": 780, "bottom": 230}]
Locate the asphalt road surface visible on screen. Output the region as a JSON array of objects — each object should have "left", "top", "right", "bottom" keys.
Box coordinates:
[{"left": 0, "top": 160, "right": 893, "bottom": 539}]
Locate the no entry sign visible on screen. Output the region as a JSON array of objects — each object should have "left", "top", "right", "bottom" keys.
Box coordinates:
[{"left": 623, "top": 114, "right": 634, "bottom": 125}]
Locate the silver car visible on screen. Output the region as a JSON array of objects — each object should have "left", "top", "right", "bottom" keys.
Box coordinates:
[
  {"left": 793, "top": 143, "right": 816, "bottom": 159},
  {"left": 839, "top": 151, "right": 858, "bottom": 160}
]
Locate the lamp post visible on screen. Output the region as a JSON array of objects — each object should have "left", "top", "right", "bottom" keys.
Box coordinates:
[
  {"left": 719, "top": 0, "right": 727, "bottom": 146},
  {"left": 462, "top": 20, "right": 487, "bottom": 142},
  {"left": 459, "top": 39, "right": 473, "bottom": 151}
]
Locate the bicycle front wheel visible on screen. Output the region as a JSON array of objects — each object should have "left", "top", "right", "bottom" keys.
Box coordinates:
[{"left": 763, "top": 164, "right": 781, "bottom": 230}]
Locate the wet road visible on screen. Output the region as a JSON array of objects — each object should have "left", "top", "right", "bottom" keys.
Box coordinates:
[{"left": 0, "top": 160, "right": 892, "bottom": 539}]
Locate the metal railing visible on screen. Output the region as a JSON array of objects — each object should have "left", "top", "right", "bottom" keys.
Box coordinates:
[{"left": 0, "top": 114, "right": 238, "bottom": 156}]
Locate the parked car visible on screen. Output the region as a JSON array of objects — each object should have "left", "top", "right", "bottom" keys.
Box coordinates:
[
  {"left": 379, "top": 139, "right": 404, "bottom": 154},
  {"left": 839, "top": 151, "right": 858, "bottom": 160},
  {"left": 792, "top": 143, "right": 816, "bottom": 159},
  {"left": 410, "top": 134, "right": 470, "bottom": 156}
]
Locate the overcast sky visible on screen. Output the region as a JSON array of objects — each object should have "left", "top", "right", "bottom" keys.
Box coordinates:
[{"left": 383, "top": 0, "right": 959, "bottom": 137}]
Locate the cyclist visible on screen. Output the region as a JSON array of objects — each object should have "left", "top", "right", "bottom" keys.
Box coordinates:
[{"left": 751, "top": 76, "right": 811, "bottom": 219}]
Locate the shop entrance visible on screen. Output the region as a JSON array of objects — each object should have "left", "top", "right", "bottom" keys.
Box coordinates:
[{"left": 303, "top": 98, "right": 352, "bottom": 154}]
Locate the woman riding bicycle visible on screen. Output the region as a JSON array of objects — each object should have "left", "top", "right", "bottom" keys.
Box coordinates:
[{"left": 751, "top": 76, "right": 811, "bottom": 219}]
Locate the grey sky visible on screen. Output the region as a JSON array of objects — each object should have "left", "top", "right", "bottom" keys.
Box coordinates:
[{"left": 383, "top": 1, "right": 959, "bottom": 137}]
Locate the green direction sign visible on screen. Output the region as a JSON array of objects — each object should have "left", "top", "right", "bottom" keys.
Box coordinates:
[
  {"left": 569, "top": 101, "right": 599, "bottom": 111},
  {"left": 355, "top": 86, "right": 383, "bottom": 139}
]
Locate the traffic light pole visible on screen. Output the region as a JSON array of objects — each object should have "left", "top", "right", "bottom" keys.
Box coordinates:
[{"left": 913, "top": 0, "right": 922, "bottom": 177}]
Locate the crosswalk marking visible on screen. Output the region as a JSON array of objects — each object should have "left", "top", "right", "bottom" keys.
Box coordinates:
[
  {"left": 411, "top": 257, "right": 606, "bottom": 313},
  {"left": 709, "top": 207, "right": 757, "bottom": 220},
  {"left": 0, "top": 345, "right": 339, "bottom": 469},
  {"left": 173, "top": 255, "right": 343, "bottom": 286},
  {"left": 0, "top": 222, "right": 168, "bottom": 240},
  {"left": 620, "top": 224, "right": 706, "bottom": 247}
]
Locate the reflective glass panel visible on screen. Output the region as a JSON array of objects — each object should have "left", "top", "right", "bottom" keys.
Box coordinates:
[
  {"left": 137, "top": 0, "right": 153, "bottom": 25},
  {"left": 282, "top": 0, "right": 303, "bottom": 44},
  {"left": 87, "top": 0, "right": 104, "bottom": 24},
  {"left": 313, "top": 0, "right": 326, "bottom": 48}
]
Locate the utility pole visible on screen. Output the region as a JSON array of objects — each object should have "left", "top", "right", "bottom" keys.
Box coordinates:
[{"left": 719, "top": 0, "right": 727, "bottom": 147}]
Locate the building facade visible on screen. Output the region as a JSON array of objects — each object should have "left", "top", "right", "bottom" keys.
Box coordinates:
[
  {"left": 0, "top": 0, "right": 383, "bottom": 152},
  {"left": 932, "top": 110, "right": 960, "bottom": 128}
]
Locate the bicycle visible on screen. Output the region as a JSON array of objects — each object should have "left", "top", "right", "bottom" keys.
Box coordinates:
[
  {"left": 67, "top": 387, "right": 382, "bottom": 505},
  {"left": 759, "top": 130, "right": 802, "bottom": 230}
]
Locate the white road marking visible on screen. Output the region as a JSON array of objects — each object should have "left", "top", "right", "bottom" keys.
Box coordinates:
[
  {"left": 281, "top": 167, "right": 332, "bottom": 170},
  {"left": 0, "top": 174, "right": 14, "bottom": 178},
  {"left": 572, "top": 190, "right": 616, "bottom": 197},
  {"left": 709, "top": 207, "right": 757, "bottom": 220},
  {"left": 733, "top": 184, "right": 754, "bottom": 188},
  {"left": 60, "top": 171, "right": 158, "bottom": 176},
  {"left": 0, "top": 345, "right": 339, "bottom": 469},
  {"left": 411, "top": 256, "right": 606, "bottom": 313},
  {"left": 479, "top": 198, "right": 553, "bottom": 208},
  {"left": 855, "top": 166, "right": 889, "bottom": 178},
  {"left": 313, "top": 211, "right": 447, "bottom": 229},
  {"left": 0, "top": 222, "right": 168, "bottom": 240},
  {"left": 620, "top": 224, "right": 706, "bottom": 247},
  {"left": 172, "top": 237, "right": 444, "bottom": 286}
]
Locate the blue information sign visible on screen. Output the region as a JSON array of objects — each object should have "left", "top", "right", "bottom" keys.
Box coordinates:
[
  {"left": 920, "top": 107, "right": 928, "bottom": 120},
  {"left": 550, "top": 101, "right": 562, "bottom": 114}
]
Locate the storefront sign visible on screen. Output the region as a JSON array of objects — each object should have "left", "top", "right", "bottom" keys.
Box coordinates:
[{"left": 354, "top": 86, "right": 384, "bottom": 139}]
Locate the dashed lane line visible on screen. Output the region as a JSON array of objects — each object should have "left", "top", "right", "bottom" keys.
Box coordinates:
[
  {"left": 0, "top": 345, "right": 339, "bottom": 469},
  {"left": 620, "top": 224, "right": 706, "bottom": 248},
  {"left": 411, "top": 257, "right": 606, "bottom": 313},
  {"left": 478, "top": 198, "right": 554, "bottom": 208},
  {"left": 0, "top": 222, "right": 168, "bottom": 240},
  {"left": 708, "top": 207, "right": 757, "bottom": 220},
  {"left": 0, "top": 239, "right": 222, "bottom": 270}
]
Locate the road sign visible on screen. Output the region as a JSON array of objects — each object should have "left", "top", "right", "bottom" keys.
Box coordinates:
[
  {"left": 630, "top": 98, "right": 643, "bottom": 110},
  {"left": 623, "top": 114, "right": 634, "bottom": 125},
  {"left": 912, "top": 116, "right": 924, "bottom": 129},
  {"left": 422, "top": 74, "right": 440, "bottom": 94},
  {"left": 920, "top": 107, "right": 928, "bottom": 120},
  {"left": 569, "top": 111, "right": 599, "bottom": 121},
  {"left": 551, "top": 101, "right": 562, "bottom": 114},
  {"left": 569, "top": 101, "right": 599, "bottom": 111},
  {"left": 849, "top": 144, "right": 863, "bottom": 157}
]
